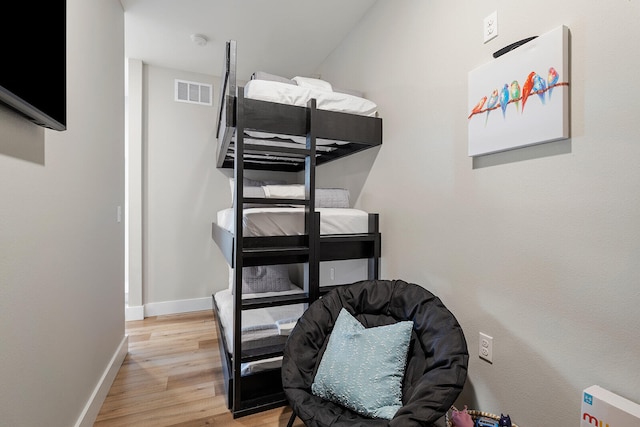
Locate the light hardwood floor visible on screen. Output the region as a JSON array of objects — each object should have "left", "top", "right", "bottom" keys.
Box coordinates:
[{"left": 95, "top": 310, "right": 304, "bottom": 426}]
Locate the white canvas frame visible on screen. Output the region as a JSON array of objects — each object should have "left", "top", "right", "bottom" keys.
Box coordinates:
[{"left": 468, "top": 25, "right": 570, "bottom": 157}]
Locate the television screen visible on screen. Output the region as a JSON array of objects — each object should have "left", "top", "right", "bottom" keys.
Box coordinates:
[{"left": 0, "top": 1, "right": 66, "bottom": 131}]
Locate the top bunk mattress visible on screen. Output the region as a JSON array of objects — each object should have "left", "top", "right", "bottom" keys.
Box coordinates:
[
  {"left": 216, "top": 207, "right": 369, "bottom": 237},
  {"left": 240, "top": 79, "right": 378, "bottom": 148},
  {"left": 244, "top": 79, "right": 378, "bottom": 117},
  {"left": 215, "top": 41, "right": 382, "bottom": 172}
]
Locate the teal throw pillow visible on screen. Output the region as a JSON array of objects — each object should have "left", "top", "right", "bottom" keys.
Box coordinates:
[{"left": 311, "top": 308, "right": 413, "bottom": 420}]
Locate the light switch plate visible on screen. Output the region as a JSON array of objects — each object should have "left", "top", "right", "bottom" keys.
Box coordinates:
[{"left": 484, "top": 11, "right": 498, "bottom": 43}]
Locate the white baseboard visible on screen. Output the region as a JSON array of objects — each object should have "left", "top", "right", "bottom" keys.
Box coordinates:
[
  {"left": 144, "top": 296, "right": 212, "bottom": 317},
  {"left": 125, "top": 304, "right": 144, "bottom": 321},
  {"left": 74, "top": 334, "right": 128, "bottom": 427}
]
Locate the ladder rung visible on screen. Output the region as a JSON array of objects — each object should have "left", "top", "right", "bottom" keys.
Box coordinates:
[
  {"left": 243, "top": 197, "right": 308, "bottom": 206},
  {"left": 242, "top": 247, "right": 309, "bottom": 257},
  {"left": 240, "top": 344, "right": 284, "bottom": 363},
  {"left": 244, "top": 234, "right": 307, "bottom": 249},
  {"left": 241, "top": 292, "right": 310, "bottom": 310},
  {"left": 244, "top": 143, "right": 310, "bottom": 157}
]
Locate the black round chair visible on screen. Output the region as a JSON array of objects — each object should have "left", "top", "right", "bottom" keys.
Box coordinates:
[{"left": 282, "top": 279, "right": 469, "bottom": 427}]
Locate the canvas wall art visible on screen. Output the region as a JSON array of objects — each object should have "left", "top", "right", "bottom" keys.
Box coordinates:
[{"left": 468, "top": 25, "right": 570, "bottom": 157}]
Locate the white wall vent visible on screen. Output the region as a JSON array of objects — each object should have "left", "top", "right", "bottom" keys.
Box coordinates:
[{"left": 174, "top": 79, "right": 212, "bottom": 106}]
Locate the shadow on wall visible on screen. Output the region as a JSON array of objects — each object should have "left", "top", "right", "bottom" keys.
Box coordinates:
[
  {"left": 0, "top": 105, "right": 46, "bottom": 165},
  {"left": 315, "top": 144, "right": 381, "bottom": 204},
  {"left": 450, "top": 319, "right": 577, "bottom": 427},
  {"left": 472, "top": 138, "right": 571, "bottom": 169}
]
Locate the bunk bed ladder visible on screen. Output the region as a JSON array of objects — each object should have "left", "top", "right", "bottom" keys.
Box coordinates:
[
  {"left": 230, "top": 88, "right": 320, "bottom": 417},
  {"left": 304, "top": 98, "right": 319, "bottom": 304},
  {"left": 231, "top": 84, "right": 246, "bottom": 417}
]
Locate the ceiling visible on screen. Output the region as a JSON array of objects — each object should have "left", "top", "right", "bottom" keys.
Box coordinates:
[{"left": 120, "top": 0, "right": 377, "bottom": 81}]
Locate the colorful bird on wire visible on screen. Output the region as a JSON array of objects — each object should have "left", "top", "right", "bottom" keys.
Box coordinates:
[
  {"left": 510, "top": 80, "right": 521, "bottom": 113},
  {"left": 485, "top": 89, "right": 499, "bottom": 125},
  {"left": 500, "top": 84, "right": 510, "bottom": 118},
  {"left": 521, "top": 71, "right": 536, "bottom": 112},
  {"left": 469, "top": 96, "right": 487, "bottom": 119},
  {"left": 547, "top": 67, "right": 559, "bottom": 99},
  {"left": 533, "top": 73, "right": 547, "bottom": 104}
]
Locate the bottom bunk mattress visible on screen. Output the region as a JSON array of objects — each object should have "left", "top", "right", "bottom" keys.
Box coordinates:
[
  {"left": 214, "top": 288, "right": 305, "bottom": 375},
  {"left": 216, "top": 207, "right": 370, "bottom": 236}
]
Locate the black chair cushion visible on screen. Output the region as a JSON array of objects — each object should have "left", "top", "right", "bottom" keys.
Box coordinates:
[{"left": 282, "top": 279, "right": 469, "bottom": 427}]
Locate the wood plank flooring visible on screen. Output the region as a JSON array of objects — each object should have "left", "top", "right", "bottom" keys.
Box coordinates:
[{"left": 95, "top": 310, "right": 304, "bottom": 426}]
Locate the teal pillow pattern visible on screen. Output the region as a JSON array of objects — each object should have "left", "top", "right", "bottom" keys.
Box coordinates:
[{"left": 311, "top": 308, "right": 414, "bottom": 420}]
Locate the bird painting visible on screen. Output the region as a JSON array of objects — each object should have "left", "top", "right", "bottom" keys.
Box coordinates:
[
  {"left": 469, "top": 96, "right": 487, "bottom": 119},
  {"left": 469, "top": 67, "right": 566, "bottom": 122},
  {"left": 467, "top": 25, "right": 569, "bottom": 157},
  {"left": 485, "top": 89, "right": 499, "bottom": 125},
  {"left": 500, "top": 84, "right": 510, "bottom": 118},
  {"left": 533, "top": 73, "right": 547, "bottom": 104},
  {"left": 547, "top": 67, "right": 559, "bottom": 99},
  {"left": 521, "top": 71, "right": 536, "bottom": 112},
  {"left": 510, "top": 80, "right": 521, "bottom": 113}
]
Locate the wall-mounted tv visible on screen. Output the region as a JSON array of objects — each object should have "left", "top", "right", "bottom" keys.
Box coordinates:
[{"left": 0, "top": 1, "right": 66, "bottom": 131}]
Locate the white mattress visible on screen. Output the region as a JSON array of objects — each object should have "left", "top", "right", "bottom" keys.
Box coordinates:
[
  {"left": 244, "top": 79, "right": 377, "bottom": 117},
  {"left": 214, "top": 288, "right": 305, "bottom": 375},
  {"left": 242, "top": 79, "right": 377, "bottom": 147},
  {"left": 216, "top": 207, "right": 369, "bottom": 236}
]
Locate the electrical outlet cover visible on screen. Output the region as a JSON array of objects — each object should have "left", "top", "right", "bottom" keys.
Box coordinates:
[
  {"left": 483, "top": 11, "right": 498, "bottom": 43},
  {"left": 479, "top": 332, "right": 493, "bottom": 363}
]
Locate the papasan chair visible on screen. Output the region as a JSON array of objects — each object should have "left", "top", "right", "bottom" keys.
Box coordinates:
[{"left": 282, "top": 279, "right": 469, "bottom": 427}]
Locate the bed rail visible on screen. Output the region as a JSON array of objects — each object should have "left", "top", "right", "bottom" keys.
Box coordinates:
[
  {"left": 212, "top": 213, "right": 381, "bottom": 268},
  {"left": 215, "top": 40, "right": 382, "bottom": 172}
]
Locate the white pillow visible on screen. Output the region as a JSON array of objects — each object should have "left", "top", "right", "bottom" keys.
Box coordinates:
[
  {"left": 229, "top": 178, "right": 284, "bottom": 205},
  {"left": 262, "top": 184, "right": 305, "bottom": 199},
  {"left": 251, "top": 71, "right": 296, "bottom": 86},
  {"left": 292, "top": 76, "right": 333, "bottom": 92},
  {"left": 333, "top": 87, "right": 365, "bottom": 98}
]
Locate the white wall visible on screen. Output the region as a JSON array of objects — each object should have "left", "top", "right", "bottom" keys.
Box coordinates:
[
  {"left": 143, "top": 66, "right": 224, "bottom": 308},
  {"left": 0, "top": 0, "right": 126, "bottom": 426},
  {"left": 315, "top": 1, "right": 640, "bottom": 425},
  {"left": 137, "top": 65, "right": 303, "bottom": 312}
]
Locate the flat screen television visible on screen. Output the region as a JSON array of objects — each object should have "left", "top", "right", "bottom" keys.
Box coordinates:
[{"left": 0, "top": 1, "right": 66, "bottom": 131}]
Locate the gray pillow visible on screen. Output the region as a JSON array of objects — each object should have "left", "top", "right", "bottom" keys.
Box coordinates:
[
  {"left": 316, "top": 188, "right": 350, "bottom": 208},
  {"left": 229, "top": 265, "right": 299, "bottom": 293},
  {"left": 251, "top": 71, "right": 297, "bottom": 86}
]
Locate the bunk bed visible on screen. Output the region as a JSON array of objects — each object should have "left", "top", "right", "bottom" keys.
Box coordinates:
[{"left": 211, "top": 40, "right": 383, "bottom": 418}]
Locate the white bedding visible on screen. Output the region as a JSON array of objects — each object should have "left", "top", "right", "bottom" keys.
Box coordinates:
[
  {"left": 244, "top": 79, "right": 377, "bottom": 117},
  {"left": 214, "top": 207, "right": 369, "bottom": 374},
  {"left": 214, "top": 288, "right": 304, "bottom": 345},
  {"left": 214, "top": 288, "right": 305, "bottom": 375},
  {"left": 241, "top": 79, "right": 377, "bottom": 146},
  {"left": 216, "top": 207, "right": 369, "bottom": 236}
]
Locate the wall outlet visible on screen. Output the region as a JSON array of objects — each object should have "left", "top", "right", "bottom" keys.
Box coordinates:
[
  {"left": 479, "top": 332, "right": 493, "bottom": 363},
  {"left": 483, "top": 11, "right": 498, "bottom": 43}
]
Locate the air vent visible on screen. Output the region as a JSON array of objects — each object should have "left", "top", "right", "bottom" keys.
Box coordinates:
[{"left": 175, "top": 79, "right": 213, "bottom": 106}]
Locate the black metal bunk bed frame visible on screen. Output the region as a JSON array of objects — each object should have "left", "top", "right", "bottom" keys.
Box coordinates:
[{"left": 211, "top": 40, "right": 383, "bottom": 418}]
